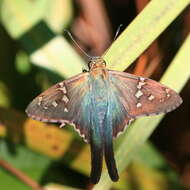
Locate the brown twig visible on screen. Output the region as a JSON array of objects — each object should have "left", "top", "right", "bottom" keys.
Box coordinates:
[
  {"left": 134, "top": 0, "right": 162, "bottom": 77},
  {"left": 86, "top": 182, "right": 94, "bottom": 190},
  {"left": 0, "top": 159, "right": 44, "bottom": 190},
  {"left": 134, "top": 54, "right": 147, "bottom": 76},
  {"left": 183, "top": 6, "right": 190, "bottom": 38},
  {"left": 72, "top": 0, "right": 112, "bottom": 55}
]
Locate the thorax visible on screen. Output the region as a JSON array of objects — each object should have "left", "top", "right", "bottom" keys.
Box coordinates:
[
  {"left": 87, "top": 57, "right": 110, "bottom": 104},
  {"left": 88, "top": 69, "right": 109, "bottom": 106}
]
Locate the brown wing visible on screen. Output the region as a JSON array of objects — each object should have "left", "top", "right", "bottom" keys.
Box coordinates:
[
  {"left": 26, "top": 72, "right": 91, "bottom": 142},
  {"left": 108, "top": 70, "right": 182, "bottom": 137}
]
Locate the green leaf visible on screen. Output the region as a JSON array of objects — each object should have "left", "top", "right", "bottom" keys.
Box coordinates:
[
  {"left": 0, "top": 141, "right": 52, "bottom": 190},
  {"left": 45, "top": 183, "right": 82, "bottom": 190},
  {"left": 0, "top": 81, "right": 10, "bottom": 107},
  {"left": 44, "top": 0, "right": 73, "bottom": 33},
  {"left": 1, "top": 0, "right": 73, "bottom": 38},
  {"left": 1, "top": 0, "right": 78, "bottom": 78},
  {"left": 1, "top": 0, "right": 49, "bottom": 38},
  {"left": 104, "top": 0, "right": 190, "bottom": 71},
  {"left": 113, "top": 142, "right": 185, "bottom": 190},
  {"left": 30, "top": 36, "right": 86, "bottom": 78}
]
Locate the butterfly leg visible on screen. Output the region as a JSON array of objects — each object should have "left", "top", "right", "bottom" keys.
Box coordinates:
[{"left": 59, "top": 122, "right": 66, "bottom": 128}]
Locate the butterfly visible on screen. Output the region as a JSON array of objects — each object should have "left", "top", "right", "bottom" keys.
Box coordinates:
[{"left": 26, "top": 56, "right": 182, "bottom": 184}]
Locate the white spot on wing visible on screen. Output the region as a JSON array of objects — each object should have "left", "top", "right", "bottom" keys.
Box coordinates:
[
  {"left": 62, "top": 95, "right": 69, "bottom": 103},
  {"left": 64, "top": 108, "right": 68, "bottom": 112},
  {"left": 165, "top": 88, "right": 170, "bottom": 93},
  {"left": 59, "top": 87, "right": 67, "bottom": 94},
  {"left": 52, "top": 101, "right": 58, "bottom": 107},
  {"left": 136, "top": 102, "right": 142, "bottom": 108},
  {"left": 38, "top": 96, "right": 43, "bottom": 106},
  {"left": 58, "top": 82, "right": 64, "bottom": 88},
  {"left": 148, "top": 95, "right": 155, "bottom": 101},
  {"left": 165, "top": 88, "right": 171, "bottom": 98},
  {"left": 140, "top": 77, "right": 145, "bottom": 82},
  {"left": 58, "top": 83, "right": 67, "bottom": 94},
  {"left": 137, "top": 81, "right": 146, "bottom": 89},
  {"left": 135, "top": 90, "right": 143, "bottom": 98}
]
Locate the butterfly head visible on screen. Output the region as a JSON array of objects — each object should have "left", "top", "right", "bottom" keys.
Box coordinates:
[{"left": 88, "top": 56, "right": 106, "bottom": 71}]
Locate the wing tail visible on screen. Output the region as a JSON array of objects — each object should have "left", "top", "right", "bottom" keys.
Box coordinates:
[
  {"left": 104, "top": 136, "right": 119, "bottom": 181},
  {"left": 103, "top": 119, "right": 119, "bottom": 181},
  {"left": 90, "top": 129, "right": 103, "bottom": 184}
]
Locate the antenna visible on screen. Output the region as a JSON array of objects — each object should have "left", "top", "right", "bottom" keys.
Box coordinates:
[
  {"left": 114, "top": 24, "right": 123, "bottom": 41},
  {"left": 103, "top": 24, "right": 123, "bottom": 56},
  {"left": 64, "top": 29, "right": 92, "bottom": 59}
]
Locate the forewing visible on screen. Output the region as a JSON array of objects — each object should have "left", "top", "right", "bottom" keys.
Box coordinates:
[
  {"left": 26, "top": 72, "right": 91, "bottom": 142},
  {"left": 108, "top": 70, "right": 182, "bottom": 137}
]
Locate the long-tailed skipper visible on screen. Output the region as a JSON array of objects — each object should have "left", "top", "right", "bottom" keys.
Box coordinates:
[{"left": 26, "top": 54, "right": 182, "bottom": 184}]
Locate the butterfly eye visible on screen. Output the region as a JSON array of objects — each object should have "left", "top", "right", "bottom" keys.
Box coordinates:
[
  {"left": 82, "top": 69, "right": 88, "bottom": 73},
  {"left": 88, "top": 61, "right": 91, "bottom": 69}
]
